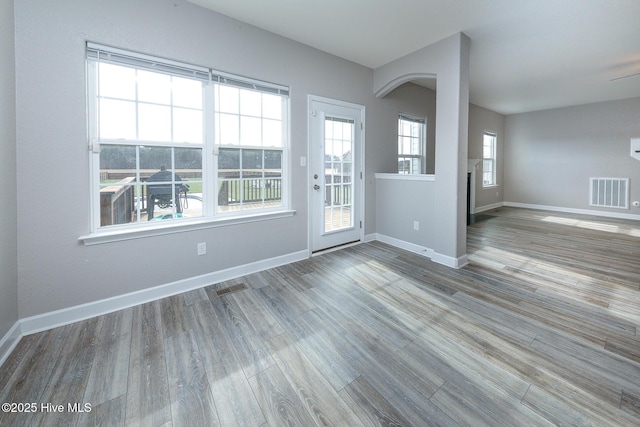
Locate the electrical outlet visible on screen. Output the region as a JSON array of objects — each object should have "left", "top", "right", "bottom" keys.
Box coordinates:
[
  {"left": 197, "top": 242, "right": 207, "bottom": 256},
  {"left": 632, "top": 200, "right": 640, "bottom": 208},
  {"left": 413, "top": 221, "right": 420, "bottom": 231}
]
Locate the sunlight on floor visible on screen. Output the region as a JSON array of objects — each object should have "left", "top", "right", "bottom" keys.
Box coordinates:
[
  {"left": 541, "top": 215, "right": 640, "bottom": 237},
  {"left": 471, "top": 245, "right": 596, "bottom": 286}
]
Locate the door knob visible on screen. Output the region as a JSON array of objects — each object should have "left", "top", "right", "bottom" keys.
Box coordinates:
[{"left": 313, "top": 184, "right": 320, "bottom": 190}]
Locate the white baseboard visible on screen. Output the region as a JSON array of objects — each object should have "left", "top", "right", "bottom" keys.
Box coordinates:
[
  {"left": 374, "top": 233, "right": 434, "bottom": 258},
  {"left": 474, "top": 202, "right": 504, "bottom": 213},
  {"left": 504, "top": 201, "right": 640, "bottom": 221},
  {"left": 374, "top": 233, "right": 469, "bottom": 269},
  {"left": 17, "top": 249, "right": 309, "bottom": 338},
  {"left": 0, "top": 321, "right": 22, "bottom": 368},
  {"left": 431, "top": 252, "right": 469, "bottom": 269}
]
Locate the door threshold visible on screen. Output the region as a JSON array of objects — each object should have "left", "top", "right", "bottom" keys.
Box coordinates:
[{"left": 311, "top": 239, "right": 362, "bottom": 256}]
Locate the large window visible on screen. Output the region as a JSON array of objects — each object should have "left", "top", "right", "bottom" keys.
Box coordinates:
[
  {"left": 482, "top": 131, "right": 497, "bottom": 187},
  {"left": 87, "top": 44, "right": 289, "bottom": 231},
  {"left": 397, "top": 114, "right": 426, "bottom": 174}
]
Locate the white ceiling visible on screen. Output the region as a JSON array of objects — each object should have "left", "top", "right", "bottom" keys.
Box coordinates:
[{"left": 187, "top": 0, "right": 640, "bottom": 115}]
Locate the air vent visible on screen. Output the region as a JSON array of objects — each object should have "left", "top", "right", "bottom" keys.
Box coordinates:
[
  {"left": 590, "top": 177, "right": 628, "bottom": 209},
  {"left": 215, "top": 283, "right": 248, "bottom": 297}
]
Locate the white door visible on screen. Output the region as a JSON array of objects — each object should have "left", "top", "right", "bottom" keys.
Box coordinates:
[{"left": 309, "top": 96, "right": 364, "bottom": 253}]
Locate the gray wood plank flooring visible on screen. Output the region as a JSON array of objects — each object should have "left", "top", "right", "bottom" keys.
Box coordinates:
[{"left": 1, "top": 207, "right": 640, "bottom": 426}]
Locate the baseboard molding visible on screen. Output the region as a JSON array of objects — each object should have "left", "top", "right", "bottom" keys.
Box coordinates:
[
  {"left": 431, "top": 252, "right": 469, "bottom": 269},
  {"left": 374, "top": 233, "right": 434, "bottom": 258},
  {"left": 374, "top": 233, "right": 469, "bottom": 268},
  {"left": 0, "top": 321, "right": 22, "bottom": 368},
  {"left": 504, "top": 202, "right": 640, "bottom": 221},
  {"left": 474, "top": 202, "right": 505, "bottom": 213},
  {"left": 18, "top": 249, "right": 309, "bottom": 338},
  {"left": 364, "top": 233, "right": 377, "bottom": 243}
]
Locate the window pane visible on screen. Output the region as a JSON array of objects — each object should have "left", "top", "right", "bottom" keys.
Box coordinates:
[
  {"left": 137, "top": 70, "right": 171, "bottom": 104},
  {"left": 264, "top": 150, "right": 282, "bottom": 207},
  {"left": 139, "top": 103, "right": 171, "bottom": 141},
  {"left": 218, "top": 148, "right": 240, "bottom": 175},
  {"left": 218, "top": 85, "right": 239, "bottom": 114},
  {"left": 90, "top": 46, "right": 290, "bottom": 230},
  {"left": 99, "top": 99, "right": 136, "bottom": 140},
  {"left": 262, "top": 118, "right": 282, "bottom": 147},
  {"left": 240, "top": 89, "right": 261, "bottom": 117},
  {"left": 140, "top": 146, "right": 171, "bottom": 172},
  {"left": 264, "top": 150, "right": 282, "bottom": 170},
  {"left": 397, "top": 117, "right": 426, "bottom": 175},
  {"left": 99, "top": 63, "right": 136, "bottom": 100},
  {"left": 217, "top": 113, "right": 239, "bottom": 145},
  {"left": 242, "top": 149, "right": 262, "bottom": 170},
  {"left": 100, "top": 182, "right": 137, "bottom": 226},
  {"left": 240, "top": 116, "right": 261, "bottom": 145},
  {"left": 175, "top": 147, "right": 202, "bottom": 176},
  {"left": 482, "top": 132, "right": 497, "bottom": 186},
  {"left": 483, "top": 144, "right": 492, "bottom": 158},
  {"left": 411, "top": 122, "right": 421, "bottom": 138},
  {"left": 410, "top": 138, "right": 420, "bottom": 155},
  {"left": 411, "top": 158, "right": 421, "bottom": 174},
  {"left": 325, "top": 120, "right": 333, "bottom": 139},
  {"left": 173, "top": 77, "right": 202, "bottom": 108},
  {"left": 398, "top": 136, "right": 409, "bottom": 155},
  {"left": 100, "top": 145, "right": 136, "bottom": 185},
  {"left": 331, "top": 139, "right": 343, "bottom": 159},
  {"left": 218, "top": 148, "right": 239, "bottom": 210},
  {"left": 173, "top": 108, "right": 203, "bottom": 144},
  {"left": 175, "top": 147, "right": 203, "bottom": 218},
  {"left": 262, "top": 93, "right": 282, "bottom": 120}
]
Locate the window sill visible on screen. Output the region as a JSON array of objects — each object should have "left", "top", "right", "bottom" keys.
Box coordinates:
[
  {"left": 482, "top": 184, "right": 500, "bottom": 189},
  {"left": 79, "top": 209, "right": 296, "bottom": 245}
]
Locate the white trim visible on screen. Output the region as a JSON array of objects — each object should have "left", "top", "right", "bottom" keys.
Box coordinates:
[
  {"left": 375, "top": 173, "right": 435, "bottom": 181},
  {"left": 432, "top": 252, "right": 469, "bottom": 269},
  {"left": 374, "top": 233, "right": 468, "bottom": 269},
  {"left": 475, "top": 202, "right": 504, "bottom": 213},
  {"left": 308, "top": 95, "right": 365, "bottom": 255},
  {"left": 364, "top": 233, "right": 377, "bottom": 243},
  {"left": 80, "top": 210, "right": 295, "bottom": 245},
  {"left": 0, "top": 321, "right": 22, "bottom": 368},
  {"left": 375, "top": 233, "right": 434, "bottom": 258},
  {"left": 18, "top": 249, "right": 308, "bottom": 337},
  {"left": 504, "top": 201, "right": 640, "bottom": 221}
]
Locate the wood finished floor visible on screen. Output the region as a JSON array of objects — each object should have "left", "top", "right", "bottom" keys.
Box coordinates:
[{"left": 1, "top": 207, "right": 640, "bottom": 426}]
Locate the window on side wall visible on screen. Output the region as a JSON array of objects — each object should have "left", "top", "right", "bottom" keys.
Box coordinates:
[
  {"left": 86, "top": 43, "right": 289, "bottom": 232},
  {"left": 482, "top": 131, "right": 497, "bottom": 187},
  {"left": 397, "top": 114, "right": 426, "bottom": 174}
]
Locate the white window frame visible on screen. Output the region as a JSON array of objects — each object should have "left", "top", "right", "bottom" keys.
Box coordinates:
[
  {"left": 482, "top": 130, "right": 497, "bottom": 187},
  {"left": 84, "top": 43, "right": 291, "bottom": 241},
  {"left": 397, "top": 114, "right": 426, "bottom": 174}
]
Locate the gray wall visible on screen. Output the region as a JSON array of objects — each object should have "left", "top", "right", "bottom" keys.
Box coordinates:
[
  {"left": 14, "top": 0, "right": 395, "bottom": 318},
  {"left": 468, "top": 104, "right": 505, "bottom": 210},
  {"left": 376, "top": 177, "right": 436, "bottom": 250},
  {"left": 504, "top": 97, "right": 640, "bottom": 213},
  {"left": 0, "top": 0, "right": 18, "bottom": 338},
  {"left": 374, "top": 33, "right": 471, "bottom": 263}
]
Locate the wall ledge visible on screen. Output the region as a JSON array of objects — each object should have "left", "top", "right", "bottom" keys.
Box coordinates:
[{"left": 375, "top": 173, "right": 435, "bottom": 181}]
